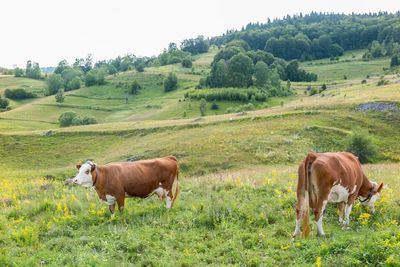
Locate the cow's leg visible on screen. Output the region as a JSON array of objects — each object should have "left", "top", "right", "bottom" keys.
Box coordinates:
[
  {"left": 109, "top": 203, "right": 116, "bottom": 218},
  {"left": 293, "top": 199, "right": 303, "bottom": 237},
  {"left": 342, "top": 203, "right": 353, "bottom": 229},
  {"left": 116, "top": 196, "right": 125, "bottom": 213},
  {"left": 314, "top": 200, "right": 328, "bottom": 236},
  {"left": 165, "top": 190, "right": 172, "bottom": 209},
  {"left": 337, "top": 202, "right": 345, "bottom": 224}
]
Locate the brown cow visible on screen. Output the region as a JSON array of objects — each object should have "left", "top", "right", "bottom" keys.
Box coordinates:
[
  {"left": 66, "top": 156, "right": 180, "bottom": 216},
  {"left": 293, "top": 152, "right": 383, "bottom": 238}
]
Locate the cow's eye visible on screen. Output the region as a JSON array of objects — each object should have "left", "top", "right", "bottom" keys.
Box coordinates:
[{"left": 85, "top": 170, "right": 90, "bottom": 175}]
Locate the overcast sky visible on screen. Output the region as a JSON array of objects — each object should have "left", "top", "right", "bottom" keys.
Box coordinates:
[{"left": 0, "top": 0, "right": 399, "bottom": 68}]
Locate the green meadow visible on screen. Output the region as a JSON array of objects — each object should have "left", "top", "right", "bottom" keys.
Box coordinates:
[{"left": 1, "top": 48, "right": 400, "bottom": 266}]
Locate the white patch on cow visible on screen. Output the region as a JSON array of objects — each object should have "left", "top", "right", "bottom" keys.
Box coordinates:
[
  {"left": 328, "top": 184, "right": 350, "bottom": 203},
  {"left": 72, "top": 162, "right": 94, "bottom": 187},
  {"left": 293, "top": 219, "right": 301, "bottom": 237},
  {"left": 316, "top": 200, "right": 327, "bottom": 236},
  {"left": 153, "top": 187, "right": 165, "bottom": 198},
  {"left": 105, "top": 195, "right": 116, "bottom": 205},
  {"left": 316, "top": 216, "right": 325, "bottom": 236},
  {"left": 350, "top": 185, "right": 357, "bottom": 195},
  {"left": 166, "top": 196, "right": 172, "bottom": 209}
]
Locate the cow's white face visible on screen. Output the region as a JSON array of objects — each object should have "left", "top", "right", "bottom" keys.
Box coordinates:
[
  {"left": 360, "top": 181, "right": 383, "bottom": 213},
  {"left": 72, "top": 162, "right": 95, "bottom": 187}
]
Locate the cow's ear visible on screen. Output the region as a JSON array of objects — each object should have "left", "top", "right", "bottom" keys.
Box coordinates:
[
  {"left": 76, "top": 164, "right": 81, "bottom": 170},
  {"left": 91, "top": 164, "right": 96, "bottom": 172},
  {"left": 377, "top": 182, "right": 384, "bottom": 193}
]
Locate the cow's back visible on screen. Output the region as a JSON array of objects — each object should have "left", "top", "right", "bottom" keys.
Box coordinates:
[{"left": 105, "top": 156, "right": 178, "bottom": 197}]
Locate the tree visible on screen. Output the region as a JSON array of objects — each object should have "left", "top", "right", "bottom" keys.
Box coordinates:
[
  {"left": 390, "top": 54, "right": 400, "bottom": 67},
  {"left": 181, "top": 36, "right": 209, "bottom": 55},
  {"left": 211, "top": 100, "right": 219, "bottom": 110},
  {"left": 370, "top": 41, "right": 383, "bottom": 58},
  {"left": 346, "top": 130, "right": 377, "bottom": 163},
  {"left": 46, "top": 74, "right": 64, "bottom": 95},
  {"left": 254, "top": 61, "right": 270, "bottom": 87},
  {"left": 25, "top": 60, "right": 41, "bottom": 79},
  {"left": 55, "top": 89, "right": 65, "bottom": 103},
  {"left": 4, "top": 89, "right": 35, "bottom": 99},
  {"left": 58, "top": 111, "right": 78, "bottom": 127},
  {"left": 54, "top": 60, "right": 69, "bottom": 74},
  {"left": 0, "top": 96, "right": 9, "bottom": 109},
  {"left": 227, "top": 53, "right": 253, "bottom": 87},
  {"left": 181, "top": 57, "right": 192, "bottom": 68},
  {"left": 209, "top": 59, "right": 228, "bottom": 87},
  {"left": 85, "top": 70, "right": 97, "bottom": 87},
  {"left": 130, "top": 80, "right": 141, "bottom": 94},
  {"left": 14, "top": 67, "right": 24, "bottom": 77},
  {"left": 164, "top": 72, "right": 178, "bottom": 92},
  {"left": 200, "top": 98, "right": 207, "bottom": 116}
]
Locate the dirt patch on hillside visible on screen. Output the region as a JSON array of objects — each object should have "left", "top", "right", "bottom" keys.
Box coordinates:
[{"left": 356, "top": 102, "right": 399, "bottom": 112}]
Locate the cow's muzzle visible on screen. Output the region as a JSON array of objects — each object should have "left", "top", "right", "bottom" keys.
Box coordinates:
[{"left": 64, "top": 178, "right": 77, "bottom": 185}]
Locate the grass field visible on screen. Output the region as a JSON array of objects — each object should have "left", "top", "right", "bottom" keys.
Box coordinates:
[{"left": 1, "top": 48, "right": 400, "bottom": 266}]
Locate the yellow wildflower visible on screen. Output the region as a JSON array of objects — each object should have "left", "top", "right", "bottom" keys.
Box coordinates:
[{"left": 315, "top": 256, "right": 322, "bottom": 267}]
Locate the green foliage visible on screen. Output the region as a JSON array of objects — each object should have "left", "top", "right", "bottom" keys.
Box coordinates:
[
  {"left": 370, "top": 41, "right": 383, "bottom": 58},
  {"left": 226, "top": 103, "right": 255, "bottom": 113},
  {"left": 211, "top": 100, "right": 219, "bottom": 110},
  {"left": 46, "top": 74, "right": 64, "bottom": 95},
  {"left": 68, "top": 77, "right": 81, "bottom": 90},
  {"left": 185, "top": 88, "right": 267, "bottom": 102},
  {"left": 71, "top": 115, "right": 98, "bottom": 126},
  {"left": 181, "top": 57, "right": 193, "bottom": 68},
  {"left": 254, "top": 61, "right": 270, "bottom": 88},
  {"left": 227, "top": 53, "right": 253, "bottom": 87},
  {"left": 4, "top": 88, "right": 36, "bottom": 100},
  {"left": 0, "top": 96, "right": 9, "bottom": 109},
  {"left": 130, "top": 80, "right": 141, "bottom": 95},
  {"left": 58, "top": 111, "right": 78, "bottom": 127},
  {"left": 377, "top": 79, "right": 389, "bottom": 86},
  {"left": 309, "top": 87, "right": 318, "bottom": 96},
  {"left": 25, "top": 60, "right": 41, "bottom": 79},
  {"left": 181, "top": 36, "right": 209, "bottom": 55},
  {"left": 85, "top": 68, "right": 106, "bottom": 87},
  {"left": 14, "top": 67, "right": 24, "bottom": 77},
  {"left": 390, "top": 54, "right": 400, "bottom": 67},
  {"left": 58, "top": 111, "right": 97, "bottom": 127},
  {"left": 286, "top": 60, "right": 317, "bottom": 82},
  {"left": 346, "top": 130, "right": 377, "bottom": 163},
  {"left": 199, "top": 98, "right": 207, "bottom": 116},
  {"left": 164, "top": 72, "right": 178, "bottom": 92},
  {"left": 55, "top": 89, "right": 65, "bottom": 103}
]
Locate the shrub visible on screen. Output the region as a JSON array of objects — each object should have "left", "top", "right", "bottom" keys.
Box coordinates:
[
  {"left": 58, "top": 111, "right": 78, "bottom": 127},
  {"left": 309, "top": 88, "right": 318, "bottom": 96},
  {"left": 130, "top": 80, "right": 141, "bottom": 95},
  {"left": 211, "top": 100, "right": 219, "bottom": 110},
  {"left": 55, "top": 89, "right": 65, "bottom": 103},
  {"left": 4, "top": 88, "right": 36, "bottom": 99},
  {"left": 71, "top": 115, "right": 97, "bottom": 126},
  {"left": 361, "top": 79, "right": 367, "bottom": 84},
  {"left": 66, "top": 77, "right": 81, "bottom": 90},
  {"left": 0, "top": 97, "right": 9, "bottom": 109},
  {"left": 377, "top": 79, "right": 389, "bottom": 86},
  {"left": 181, "top": 57, "right": 193, "bottom": 68},
  {"left": 200, "top": 98, "right": 207, "bottom": 116},
  {"left": 346, "top": 130, "right": 377, "bottom": 163},
  {"left": 46, "top": 74, "right": 64, "bottom": 95},
  {"left": 185, "top": 88, "right": 267, "bottom": 103},
  {"left": 164, "top": 72, "right": 178, "bottom": 92}
]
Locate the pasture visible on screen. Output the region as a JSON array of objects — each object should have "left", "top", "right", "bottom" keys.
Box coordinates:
[{"left": 1, "top": 48, "right": 400, "bottom": 266}]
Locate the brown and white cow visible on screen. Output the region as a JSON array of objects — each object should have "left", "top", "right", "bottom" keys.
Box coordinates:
[
  {"left": 293, "top": 152, "right": 383, "bottom": 238},
  {"left": 65, "top": 156, "right": 180, "bottom": 216}
]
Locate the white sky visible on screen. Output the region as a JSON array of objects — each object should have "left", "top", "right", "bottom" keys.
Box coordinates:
[{"left": 0, "top": 0, "right": 399, "bottom": 68}]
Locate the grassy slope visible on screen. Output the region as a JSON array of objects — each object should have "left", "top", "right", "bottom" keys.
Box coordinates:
[{"left": 1, "top": 49, "right": 400, "bottom": 266}]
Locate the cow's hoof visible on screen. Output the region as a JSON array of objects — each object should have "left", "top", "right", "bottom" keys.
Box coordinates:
[{"left": 342, "top": 226, "right": 350, "bottom": 230}]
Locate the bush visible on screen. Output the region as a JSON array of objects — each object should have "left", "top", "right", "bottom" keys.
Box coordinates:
[
  {"left": 200, "top": 98, "right": 207, "bottom": 116},
  {"left": 4, "top": 88, "right": 36, "bottom": 99},
  {"left": 55, "top": 89, "right": 65, "bottom": 103},
  {"left": 361, "top": 79, "right": 367, "bottom": 84},
  {"left": 0, "top": 97, "right": 9, "bottom": 109},
  {"left": 66, "top": 77, "right": 81, "bottom": 90},
  {"left": 346, "top": 131, "right": 377, "bottom": 163},
  {"left": 58, "top": 111, "right": 78, "bottom": 127},
  {"left": 309, "top": 88, "right": 318, "bottom": 96},
  {"left": 211, "top": 100, "right": 219, "bottom": 110},
  {"left": 181, "top": 57, "right": 192, "bottom": 68},
  {"left": 164, "top": 72, "right": 178, "bottom": 92},
  {"left": 130, "top": 80, "right": 141, "bottom": 94},
  {"left": 185, "top": 88, "right": 267, "bottom": 103},
  {"left": 46, "top": 74, "right": 64, "bottom": 95},
  {"left": 59, "top": 111, "right": 97, "bottom": 127},
  {"left": 377, "top": 79, "right": 389, "bottom": 86}
]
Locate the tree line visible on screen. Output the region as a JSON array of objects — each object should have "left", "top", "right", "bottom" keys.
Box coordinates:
[{"left": 210, "top": 12, "right": 400, "bottom": 61}]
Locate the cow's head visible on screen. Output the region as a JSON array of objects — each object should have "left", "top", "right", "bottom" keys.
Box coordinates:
[
  {"left": 360, "top": 181, "right": 383, "bottom": 213},
  {"left": 69, "top": 161, "right": 97, "bottom": 187}
]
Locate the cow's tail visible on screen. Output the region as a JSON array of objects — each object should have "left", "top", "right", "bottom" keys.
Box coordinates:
[
  {"left": 302, "top": 152, "right": 317, "bottom": 238},
  {"left": 171, "top": 164, "right": 180, "bottom": 208}
]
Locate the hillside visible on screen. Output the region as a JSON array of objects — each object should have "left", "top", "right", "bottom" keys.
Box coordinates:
[{"left": 1, "top": 40, "right": 400, "bottom": 265}]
